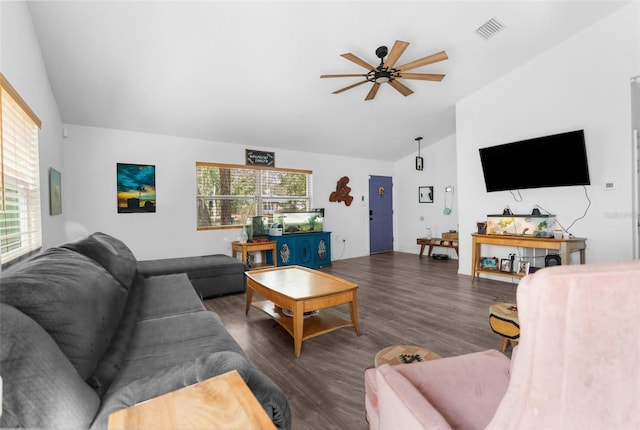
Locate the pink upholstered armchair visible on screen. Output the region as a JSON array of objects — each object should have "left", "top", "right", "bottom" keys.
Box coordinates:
[{"left": 365, "top": 260, "right": 640, "bottom": 429}]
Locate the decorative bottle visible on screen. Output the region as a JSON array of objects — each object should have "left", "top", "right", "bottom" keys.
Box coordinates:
[
  {"left": 426, "top": 226, "right": 432, "bottom": 239},
  {"left": 239, "top": 225, "right": 248, "bottom": 244}
]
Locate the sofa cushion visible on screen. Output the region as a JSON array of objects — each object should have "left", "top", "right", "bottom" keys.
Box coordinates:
[
  {"left": 87, "top": 272, "right": 146, "bottom": 395},
  {"left": 0, "top": 247, "right": 128, "bottom": 379},
  {"left": 62, "top": 231, "right": 138, "bottom": 290},
  {"left": 110, "top": 310, "right": 292, "bottom": 429},
  {"left": 139, "top": 273, "right": 205, "bottom": 320},
  {"left": 91, "top": 351, "right": 251, "bottom": 430},
  {"left": 138, "top": 254, "right": 247, "bottom": 298},
  {"left": 137, "top": 254, "right": 245, "bottom": 278},
  {"left": 113, "top": 310, "right": 247, "bottom": 387},
  {"left": 0, "top": 303, "right": 100, "bottom": 429}
]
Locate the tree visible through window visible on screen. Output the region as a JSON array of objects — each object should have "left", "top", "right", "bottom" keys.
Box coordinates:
[
  {"left": 196, "top": 162, "right": 312, "bottom": 229},
  {"left": 0, "top": 73, "right": 42, "bottom": 265}
]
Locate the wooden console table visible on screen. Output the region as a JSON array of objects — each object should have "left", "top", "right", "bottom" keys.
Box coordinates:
[
  {"left": 232, "top": 241, "right": 277, "bottom": 270},
  {"left": 417, "top": 237, "right": 459, "bottom": 258},
  {"left": 108, "top": 370, "right": 276, "bottom": 430},
  {"left": 471, "top": 233, "right": 586, "bottom": 282}
]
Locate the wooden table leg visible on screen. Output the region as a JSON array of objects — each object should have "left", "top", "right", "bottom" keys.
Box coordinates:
[
  {"left": 428, "top": 244, "right": 435, "bottom": 257},
  {"left": 419, "top": 244, "right": 426, "bottom": 258},
  {"left": 471, "top": 237, "right": 479, "bottom": 283},
  {"left": 293, "top": 301, "right": 304, "bottom": 357},
  {"left": 349, "top": 294, "right": 361, "bottom": 336},
  {"left": 245, "top": 288, "right": 253, "bottom": 315}
]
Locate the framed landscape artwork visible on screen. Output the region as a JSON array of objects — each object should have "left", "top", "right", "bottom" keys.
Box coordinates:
[
  {"left": 49, "top": 167, "right": 62, "bottom": 215},
  {"left": 117, "top": 163, "right": 156, "bottom": 213}
]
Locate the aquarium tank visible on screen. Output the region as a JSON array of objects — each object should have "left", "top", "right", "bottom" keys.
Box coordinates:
[{"left": 273, "top": 209, "right": 324, "bottom": 234}]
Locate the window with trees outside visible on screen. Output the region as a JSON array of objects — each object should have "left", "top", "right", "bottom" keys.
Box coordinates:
[
  {"left": 196, "top": 162, "right": 312, "bottom": 230},
  {"left": 0, "top": 73, "right": 42, "bottom": 266}
]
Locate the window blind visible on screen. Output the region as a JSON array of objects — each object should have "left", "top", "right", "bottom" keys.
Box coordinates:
[{"left": 0, "top": 74, "right": 42, "bottom": 264}]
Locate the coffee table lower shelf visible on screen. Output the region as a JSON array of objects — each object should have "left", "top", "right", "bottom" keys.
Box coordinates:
[{"left": 252, "top": 300, "right": 355, "bottom": 342}]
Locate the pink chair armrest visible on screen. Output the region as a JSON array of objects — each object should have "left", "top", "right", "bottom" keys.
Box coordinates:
[{"left": 376, "top": 364, "right": 452, "bottom": 430}]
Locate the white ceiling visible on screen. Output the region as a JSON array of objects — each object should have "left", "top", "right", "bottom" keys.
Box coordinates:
[{"left": 27, "top": 1, "right": 628, "bottom": 161}]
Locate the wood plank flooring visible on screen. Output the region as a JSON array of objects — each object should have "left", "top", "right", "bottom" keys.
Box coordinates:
[{"left": 204, "top": 252, "right": 517, "bottom": 430}]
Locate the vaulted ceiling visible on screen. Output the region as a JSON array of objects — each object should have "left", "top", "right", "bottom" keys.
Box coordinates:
[{"left": 27, "top": 1, "right": 628, "bottom": 161}]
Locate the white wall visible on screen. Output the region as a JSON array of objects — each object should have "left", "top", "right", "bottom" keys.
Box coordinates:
[
  {"left": 0, "top": 1, "right": 66, "bottom": 250},
  {"left": 62, "top": 124, "right": 394, "bottom": 260},
  {"left": 456, "top": 3, "right": 640, "bottom": 275},
  {"left": 394, "top": 133, "right": 459, "bottom": 258}
]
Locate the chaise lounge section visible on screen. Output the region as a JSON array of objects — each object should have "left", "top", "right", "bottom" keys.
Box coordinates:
[{"left": 0, "top": 232, "right": 291, "bottom": 429}]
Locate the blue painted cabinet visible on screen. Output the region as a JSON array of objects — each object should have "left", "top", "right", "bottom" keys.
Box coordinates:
[{"left": 267, "top": 232, "right": 331, "bottom": 269}]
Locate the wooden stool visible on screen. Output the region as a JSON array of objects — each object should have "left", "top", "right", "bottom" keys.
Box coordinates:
[
  {"left": 489, "top": 303, "right": 520, "bottom": 352},
  {"left": 374, "top": 345, "right": 441, "bottom": 367}
]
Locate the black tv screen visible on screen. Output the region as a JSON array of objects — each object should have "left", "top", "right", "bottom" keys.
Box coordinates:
[{"left": 479, "top": 130, "right": 590, "bottom": 192}]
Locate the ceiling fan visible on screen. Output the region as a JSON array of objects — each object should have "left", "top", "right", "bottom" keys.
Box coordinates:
[{"left": 320, "top": 40, "right": 448, "bottom": 101}]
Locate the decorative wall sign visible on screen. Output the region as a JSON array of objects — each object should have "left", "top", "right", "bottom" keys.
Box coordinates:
[
  {"left": 117, "top": 163, "right": 156, "bottom": 213},
  {"left": 246, "top": 149, "right": 275, "bottom": 167},
  {"left": 419, "top": 186, "right": 434, "bottom": 203},
  {"left": 49, "top": 167, "right": 62, "bottom": 215},
  {"left": 329, "top": 176, "right": 354, "bottom": 206}
]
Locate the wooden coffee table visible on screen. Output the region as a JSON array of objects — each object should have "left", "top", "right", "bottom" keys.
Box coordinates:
[{"left": 245, "top": 265, "right": 360, "bottom": 357}]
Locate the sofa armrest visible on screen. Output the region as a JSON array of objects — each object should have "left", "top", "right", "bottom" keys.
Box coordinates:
[{"left": 376, "top": 364, "right": 452, "bottom": 430}]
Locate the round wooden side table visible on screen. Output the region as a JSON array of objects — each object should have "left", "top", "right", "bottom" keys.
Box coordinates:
[{"left": 374, "top": 344, "right": 442, "bottom": 367}]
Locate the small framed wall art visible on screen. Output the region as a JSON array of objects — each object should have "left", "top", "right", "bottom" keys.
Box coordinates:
[
  {"left": 246, "top": 149, "right": 275, "bottom": 167},
  {"left": 419, "top": 186, "right": 434, "bottom": 203},
  {"left": 49, "top": 167, "right": 62, "bottom": 215}
]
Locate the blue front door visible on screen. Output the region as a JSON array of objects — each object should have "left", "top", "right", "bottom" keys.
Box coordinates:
[{"left": 369, "top": 175, "right": 393, "bottom": 254}]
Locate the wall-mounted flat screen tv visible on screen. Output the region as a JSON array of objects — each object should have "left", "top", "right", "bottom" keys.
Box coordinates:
[{"left": 479, "top": 129, "right": 590, "bottom": 192}]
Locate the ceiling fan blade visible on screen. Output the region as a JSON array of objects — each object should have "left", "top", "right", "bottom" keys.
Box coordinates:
[
  {"left": 398, "top": 73, "right": 446, "bottom": 82},
  {"left": 389, "top": 79, "right": 414, "bottom": 97},
  {"left": 340, "top": 53, "right": 376, "bottom": 71},
  {"left": 397, "top": 51, "right": 448, "bottom": 72},
  {"left": 320, "top": 74, "right": 368, "bottom": 78},
  {"left": 365, "top": 83, "right": 381, "bottom": 101},
  {"left": 383, "top": 40, "right": 409, "bottom": 69},
  {"left": 332, "top": 80, "right": 369, "bottom": 94}
]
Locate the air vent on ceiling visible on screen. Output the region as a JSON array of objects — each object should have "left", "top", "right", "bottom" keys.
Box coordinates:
[{"left": 475, "top": 18, "right": 504, "bottom": 40}]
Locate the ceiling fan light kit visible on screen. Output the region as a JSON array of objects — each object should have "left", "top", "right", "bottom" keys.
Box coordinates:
[{"left": 320, "top": 40, "right": 448, "bottom": 101}]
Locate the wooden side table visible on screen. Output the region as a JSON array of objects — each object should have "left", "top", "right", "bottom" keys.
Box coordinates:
[
  {"left": 416, "top": 237, "right": 459, "bottom": 258},
  {"left": 232, "top": 241, "right": 277, "bottom": 270},
  {"left": 108, "top": 370, "right": 276, "bottom": 430}
]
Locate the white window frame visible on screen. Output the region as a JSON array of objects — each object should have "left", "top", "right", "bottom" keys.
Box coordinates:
[
  {"left": 196, "top": 162, "right": 312, "bottom": 230},
  {"left": 0, "top": 73, "right": 42, "bottom": 266}
]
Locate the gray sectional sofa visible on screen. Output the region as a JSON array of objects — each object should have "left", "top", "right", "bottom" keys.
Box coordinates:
[{"left": 0, "top": 232, "right": 291, "bottom": 429}]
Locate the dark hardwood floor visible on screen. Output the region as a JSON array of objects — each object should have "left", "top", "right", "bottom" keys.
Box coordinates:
[{"left": 204, "top": 252, "right": 517, "bottom": 430}]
